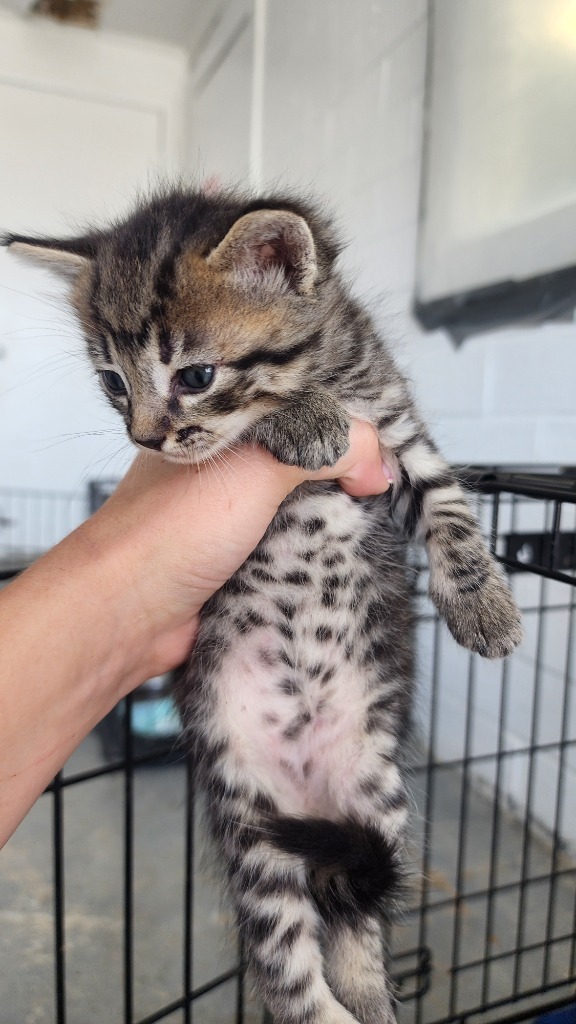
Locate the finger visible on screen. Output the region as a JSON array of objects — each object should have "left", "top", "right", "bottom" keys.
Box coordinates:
[
  {"left": 337, "top": 456, "right": 392, "bottom": 497},
  {"left": 309, "top": 420, "right": 392, "bottom": 496}
]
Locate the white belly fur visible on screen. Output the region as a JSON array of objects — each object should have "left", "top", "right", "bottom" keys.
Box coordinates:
[{"left": 216, "top": 490, "right": 381, "bottom": 818}]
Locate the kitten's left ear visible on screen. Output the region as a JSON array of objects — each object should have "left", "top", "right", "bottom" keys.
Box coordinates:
[
  {"left": 206, "top": 209, "right": 317, "bottom": 295},
  {"left": 2, "top": 232, "right": 95, "bottom": 281}
]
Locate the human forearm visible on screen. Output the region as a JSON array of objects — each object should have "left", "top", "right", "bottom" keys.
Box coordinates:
[
  {"left": 0, "top": 448, "right": 289, "bottom": 843},
  {"left": 0, "top": 526, "right": 147, "bottom": 845}
]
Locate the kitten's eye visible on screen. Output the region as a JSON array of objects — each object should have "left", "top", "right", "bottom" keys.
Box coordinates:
[
  {"left": 179, "top": 365, "right": 215, "bottom": 392},
  {"left": 101, "top": 370, "right": 127, "bottom": 396}
]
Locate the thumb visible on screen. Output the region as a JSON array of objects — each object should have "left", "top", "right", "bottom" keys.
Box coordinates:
[{"left": 309, "top": 420, "right": 394, "bottom": 497}]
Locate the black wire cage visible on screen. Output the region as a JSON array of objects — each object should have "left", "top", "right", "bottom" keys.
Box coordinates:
[{"left": 1, "top": 469, "right": 575, "bottom": 1024}]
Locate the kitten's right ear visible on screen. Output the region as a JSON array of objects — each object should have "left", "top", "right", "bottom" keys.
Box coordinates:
[{"left": 1, "top": 232, "right": 95, "bottom": 281}]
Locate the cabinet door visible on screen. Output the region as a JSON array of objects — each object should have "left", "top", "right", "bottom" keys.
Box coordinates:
[
  {"left": 0, "top": 78, "right": 165, "bottom": 491},
  {"left": 0, "top": 82, "right": 162, "bottom": 235}
]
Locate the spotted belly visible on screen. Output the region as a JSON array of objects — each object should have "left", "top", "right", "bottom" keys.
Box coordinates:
[{"left": 213, "top": 487, "right": 386, "bottom": 817}]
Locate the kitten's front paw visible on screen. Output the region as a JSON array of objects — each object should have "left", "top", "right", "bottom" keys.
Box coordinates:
[
  {"left": 253, "top": 400, "right": 350, "bottom": 471},
  {"left": 431, "top": 564, "right": 523, "bottom": 659}
]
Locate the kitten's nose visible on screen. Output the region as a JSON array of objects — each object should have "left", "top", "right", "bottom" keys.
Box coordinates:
[{"left": 134, "top": 434, "right": 166, "bottom": 451}]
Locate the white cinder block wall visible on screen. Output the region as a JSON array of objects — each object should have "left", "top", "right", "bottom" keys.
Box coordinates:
[
  {"left": 189, "top": 0, "right": 576, "bottom": 845},
  {"left": 189, "top": 0, "right": 576, "bottom": 467}
]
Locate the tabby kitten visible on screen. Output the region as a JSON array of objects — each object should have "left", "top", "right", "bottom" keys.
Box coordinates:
[{"left": 5, "top": 187, "right": 522, "bottom": 1024}]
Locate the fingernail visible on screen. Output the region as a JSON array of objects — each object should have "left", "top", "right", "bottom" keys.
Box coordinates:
[{"left": 382, "top": 461, "right": 394, "bottom": 484}]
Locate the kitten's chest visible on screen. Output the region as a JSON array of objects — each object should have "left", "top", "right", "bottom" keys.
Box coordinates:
[
  {"left": 215, "top": 486, "right": 377, "bottom": 695},
  {"left": 194, "top": 483, "right": 401, "bottom": 693},
  {"left": 250, "top": 486, "right": 370, "bottom": 617}
]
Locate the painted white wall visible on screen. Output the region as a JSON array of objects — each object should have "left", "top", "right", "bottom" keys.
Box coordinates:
[
  {"left": 186, "top": 0, "right": 254, "bottom": 185},
  {"left": 0, "top": 9, "right": 189, "bottom": 496},
  {"left": 187, "top": 1, "right": 254, "bottom": 185},
  {"left": 419, "top": 0, "right": 576, "bottom": 302},
  {"left": 189, "top": 0, "right": 576, "bottom": 469}
]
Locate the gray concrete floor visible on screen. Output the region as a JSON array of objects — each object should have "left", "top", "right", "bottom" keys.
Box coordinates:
[
  {"left": 1, "top": 732, "right": 259, "bottom": 1024},
  {"left": 1, "top": 731, "right": 575, "bottom": 1024},
  {"left": 396, "top": 767, "right": 576, "bottom": 1023}
]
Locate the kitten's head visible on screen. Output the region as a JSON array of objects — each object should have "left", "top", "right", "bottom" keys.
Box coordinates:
[{"left": 3, "top": 189, "right": 341, "bottom": 463}]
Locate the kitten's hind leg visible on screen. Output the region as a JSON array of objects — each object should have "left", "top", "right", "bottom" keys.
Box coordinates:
[
  {"left": 226, "top": 834, "right": 361, "bottom": 1024},
  {"left": 305, "top": 819, "right": 402, "bottom": 1024},
  {"left": 266, "top": 816, "right": 404, "bottom": 1024},
  {"left": 322, "top": 913, "right": 396, "bottom": 1024},
  {"left": 301, "top": 741, "right": 409, "bottom": 1023}
]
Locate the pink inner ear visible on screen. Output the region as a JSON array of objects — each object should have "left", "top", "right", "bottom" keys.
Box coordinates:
[{"left": 256, "top": 241, "right": 278, "bottom": 266}]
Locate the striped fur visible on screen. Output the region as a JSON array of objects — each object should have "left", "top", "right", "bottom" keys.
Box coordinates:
[{"left": 5, "top": 186, "right": 522, "bottom": 1023}]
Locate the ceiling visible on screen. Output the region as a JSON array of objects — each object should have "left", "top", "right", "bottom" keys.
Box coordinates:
[{"left": 0, "top": 0, "right": 220, "bottom": 50}]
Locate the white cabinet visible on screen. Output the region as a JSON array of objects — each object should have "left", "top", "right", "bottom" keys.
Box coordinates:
[{"left": 0, "top": 12, "right": 188, "bottom": 490}]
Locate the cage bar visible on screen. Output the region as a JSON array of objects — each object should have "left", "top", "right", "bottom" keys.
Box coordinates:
[{"left": 2, "top": 469, "right": 575, "bottom": 1024}]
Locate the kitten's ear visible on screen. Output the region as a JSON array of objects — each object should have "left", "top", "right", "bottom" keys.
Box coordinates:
[
  {"left": 206, "top": 210, "right": 317, "bottom": 295},
  {"left": 2, "top": 232, "right": 95, "bottom": 281}
]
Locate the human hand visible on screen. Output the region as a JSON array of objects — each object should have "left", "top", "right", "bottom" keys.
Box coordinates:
[{"left": 82, "top": 420, "right": 391, "bottom": 685}]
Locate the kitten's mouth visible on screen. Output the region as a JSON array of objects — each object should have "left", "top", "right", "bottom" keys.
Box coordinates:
[
  {"left": 161, "top": 450, "right": 205, "bottom": 465},
  {"left": 132, "top": 427, "right": 234, "bottom": 466},
  {"left": 160, "top": 435, "right": 222, "bottom": 466},
  {"left": 130, "top": 426, "right": 219, "bottom": 465}
]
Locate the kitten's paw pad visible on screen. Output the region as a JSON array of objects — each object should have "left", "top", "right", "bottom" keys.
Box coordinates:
[{"left": 432, "top": 572, "right": 523, "bottom": 659}]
